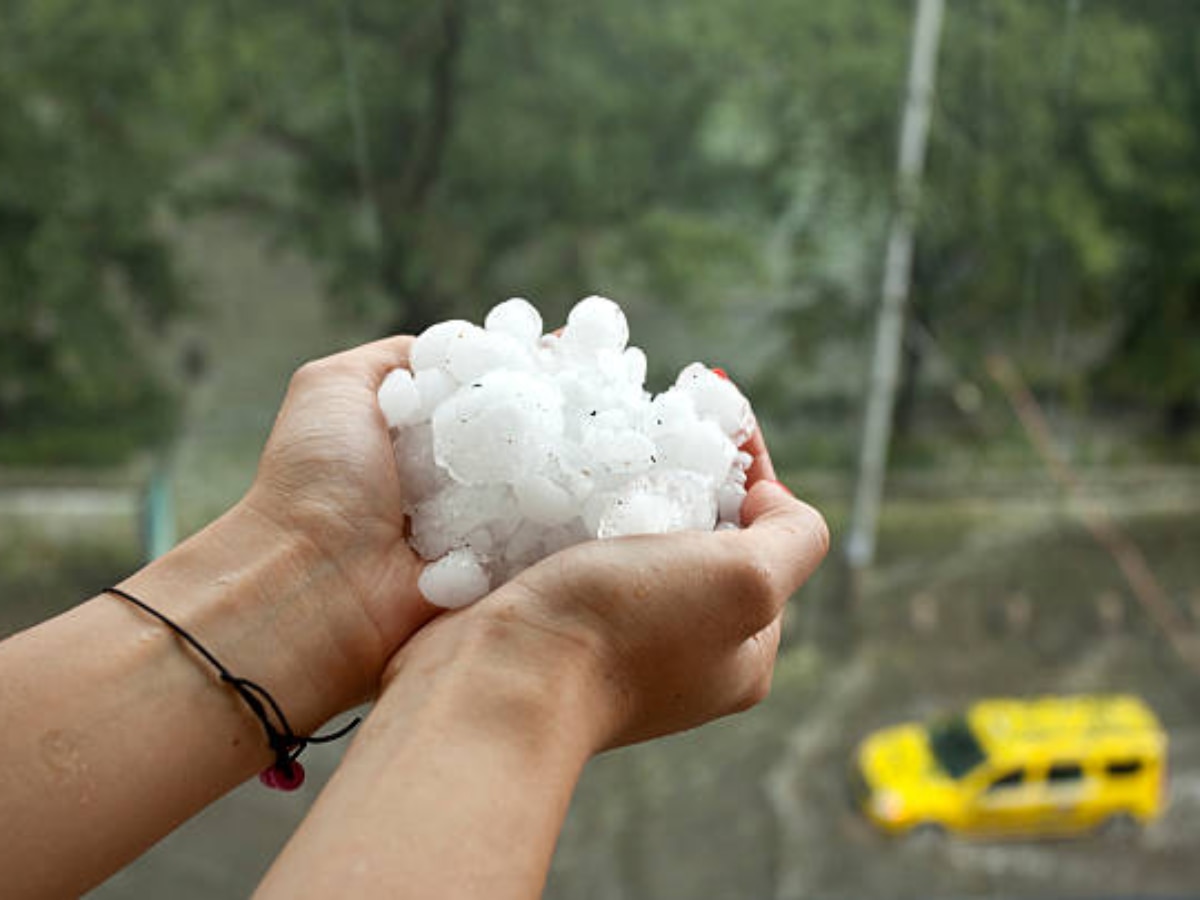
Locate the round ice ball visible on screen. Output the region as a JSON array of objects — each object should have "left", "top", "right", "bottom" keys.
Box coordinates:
[
  {"left": 432, "top": 370, "right": 564, "bottom": 484},
  {"left": 410, "top": 320, "right": 476, "bottom": 373},
  {"left": 623, "top": 346, "right": 648, "bottom": 386},
  {"left": 655, "top": 419, "right": 738, "bottom": 484},
  {"left": 418, "top": 549, "right": 490, "bottom": 608},
  {"left": 485, "top": 297, "right": 543, "bottom": 345},
  {"left": 446, "top": 327, "right": 532, "bottom": 383},
  {"left": 377, "top": 368, "right": 422, "bottom": 428},
  {"left": 674, "top": 363, "right": 756, "bottom": 444},
  {"left": 415, "top": 368, "right": 457, "bottom": 418},
  {"left": 562, "top": 295, "right": 629, "bottom": 353}
]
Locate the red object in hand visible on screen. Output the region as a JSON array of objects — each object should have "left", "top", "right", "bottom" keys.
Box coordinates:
[
  {"left": 259, "top": 760, "right": 306, "bottom": 791},
  {"left": 711, "top": 367, "right": 730, "bottom": 381}
]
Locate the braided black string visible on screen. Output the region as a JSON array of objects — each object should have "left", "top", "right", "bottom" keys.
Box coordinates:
[{"left": 104, "top": 586, "right": 360, "bottom": 780}]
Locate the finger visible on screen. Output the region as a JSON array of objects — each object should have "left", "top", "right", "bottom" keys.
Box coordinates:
[
  {"left": 323, "top": 335, "right": 416, "bottom": 386},
  {"left": 740, "top": 423, "right": 777, "bottom": 487},
  {"left": 736, "top": 479, "right": 829, "bottom": 601},
  {"left": 746, "top": 614, "right": 783, "bottom": 673},
  {"left": 719, "top": 616, "right": 783, "bottom": 716}
]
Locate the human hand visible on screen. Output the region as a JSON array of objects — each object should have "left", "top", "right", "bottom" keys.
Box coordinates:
[
  {"left": 254, "top": 428, "right": 825, "bottom": 900},
  {"left": 228, "top": 337, "right": 435, "bottom": 711},
  {"left": 382, "top": 428, "right": 828, "bottom": 752}
]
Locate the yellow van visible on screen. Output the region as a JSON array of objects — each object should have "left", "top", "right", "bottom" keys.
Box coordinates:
[{"left": 850, "top": 694, "right": 1167, "bottom": 838}]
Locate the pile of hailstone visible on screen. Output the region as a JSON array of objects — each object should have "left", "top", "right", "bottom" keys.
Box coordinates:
[{"left": 377, "top": 295, "right": 756, "bottom": 609}]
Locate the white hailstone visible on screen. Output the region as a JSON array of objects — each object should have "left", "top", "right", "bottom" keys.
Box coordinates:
[
  {"left": 596, "top": 471, "right": 716, "bottom": 538},
  {"left": 622, "top": 346, "right": 648, "bottom": 386},
  {"left": 515, "top": 474, "right": 576, "bottom": 525},
  {"left": 432, "top": 370, "right": 563, "bottom": 485},
  {"left": 378, "top": 294, "right": 760, "bottom": 609},
  {"left": 410, "top": 320, "right": 475, "bottom": 372},
  {"left": 414, "top": 368, "right": 458, "bottom": 418},
  {"left": 718, "top": 481, "right": 747, "bottom": 525},
  {"left": 544, "top": 450, "right": 597, "bottom": 503},
  {"left": 586, "top": 427, "right": 657, "bottom": 481},
  {"left": 562, "top": 295, "right": 629, "bottom": 353},
  {"left": 391, "top": 423, "right": 447, "bottom": 512},
  {"left": 674, "top": 362, "right": 756, "bottom": 445},
  {"left": 378, "top": 368, "right": 422, "bottom": 428},
  {"left": 409, "top": 483, "right": 513, "bottom": 560},
  {"left": 418, "top": 549, "right": 490, "bottom": 609},
  {"left": 485, "top": 297, "right": 543, "bottom": 345},
  {"left": 594, "top": 491, "right": 676, "bottom": 538},
  {"left": 655, "top": 418, "right": 738, "bottom": 484},
  {"left": 464, "top": 525, "right": 498, "bottom": 557},
  {"left": 647, "top": 389, "right": 698, "bottom": 435},
  {"left": 446, "top": 327, "right": 531, "bottom": 383}
]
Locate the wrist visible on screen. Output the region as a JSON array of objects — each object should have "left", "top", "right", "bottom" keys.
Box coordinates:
[
  {"left": 257, "top": 593, "right": 601, "bottom": 900},
  {"left": 119, "top": 499, "right": 385, "bottom": 739},
  {"left": 376, "top": 598, "right": 613, "bottom": 761}
]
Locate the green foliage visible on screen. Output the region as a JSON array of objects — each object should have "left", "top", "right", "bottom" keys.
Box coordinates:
[
  {"left": 909, "top": 1, "right": 1200, "bottom": 434},
  {"left": 4, "top": 0, "right": 1200, "bottom": 470},
  {"left": 0, "top": 0, "right": 203, "bottom": 465}
]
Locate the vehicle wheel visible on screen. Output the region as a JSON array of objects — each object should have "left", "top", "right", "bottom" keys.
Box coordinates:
[{"left": 1099, "top": 812, "right": 1140, "bottom": 839}]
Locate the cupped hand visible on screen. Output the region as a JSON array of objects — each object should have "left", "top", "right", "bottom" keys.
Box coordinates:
[
  {"left": 241, "top": 337, "right": 435, "bottom": 679},
  {"left": 385, "top": 428, "right": 829, "bottom": 753}
]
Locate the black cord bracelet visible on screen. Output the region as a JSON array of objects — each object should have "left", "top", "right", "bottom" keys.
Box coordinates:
[{"left": 105, "top": 586, "right": 361, "bottom": 791}]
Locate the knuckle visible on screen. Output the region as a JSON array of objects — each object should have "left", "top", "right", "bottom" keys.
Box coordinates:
[
  {"left": 733, "top": 668, "right": 774, "bottom": 713},
  {"left": 725, "top": 552, "right": 778, "bottom": 626},
  {"left": 728, "top": 553, "right": 774, "bottom": 601},
  {"left": 289, "top": 359, "right": 326, "bottom": 389}
]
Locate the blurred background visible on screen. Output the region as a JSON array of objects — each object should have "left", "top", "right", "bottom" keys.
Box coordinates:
[{"left": 2, "top": 0, "right": 1199, "bottom": 896}]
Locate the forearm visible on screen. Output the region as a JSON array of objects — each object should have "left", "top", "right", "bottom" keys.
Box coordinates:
[
  {"left": 255, "top": 616, "right": 600, "bottom": 900},
  {"left": 0, "top": 502, "right": 383, "bottom": 898}
]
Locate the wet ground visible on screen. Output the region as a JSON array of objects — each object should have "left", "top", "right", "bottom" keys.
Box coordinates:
[{"left": 26, "top": 499, "right": 1187, "bottom": 900}]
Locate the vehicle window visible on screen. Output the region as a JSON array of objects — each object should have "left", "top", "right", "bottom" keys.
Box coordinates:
[
  {"left": 987, "top": 769, "right": 1025, "bottom": 792},
  {"left": 1047, "top": 763, "right": 1084, "bottom": 785},
  {"left": 1106, "top": 759, "right": 1144, "bottom": 777},
  {"left": 928, "top": 715, "right": 987, "bottom": 779}
]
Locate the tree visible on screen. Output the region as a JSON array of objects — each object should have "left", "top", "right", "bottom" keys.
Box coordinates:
[
  {"left": 1082, "top": 0, "right": 1200, "bottom": 436},
  {"left": 897, "top": 0, "right": 1200, "bottom": 440},
  {"left": 0, "top": 1, "right": 215, "bottom": 464}
]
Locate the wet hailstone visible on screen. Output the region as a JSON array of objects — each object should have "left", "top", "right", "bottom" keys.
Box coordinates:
[{"left": 380, "top": 295, "right": 757, "bottom": 609}]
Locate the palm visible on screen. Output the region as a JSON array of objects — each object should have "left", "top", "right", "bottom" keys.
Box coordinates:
[{"left": 246, "top": 339, "right": 432, "bottom": 659}]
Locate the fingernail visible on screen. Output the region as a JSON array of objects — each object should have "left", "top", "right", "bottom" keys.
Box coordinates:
[{"left": 711, "top": 366, "right": 731, "bottom": 381}]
